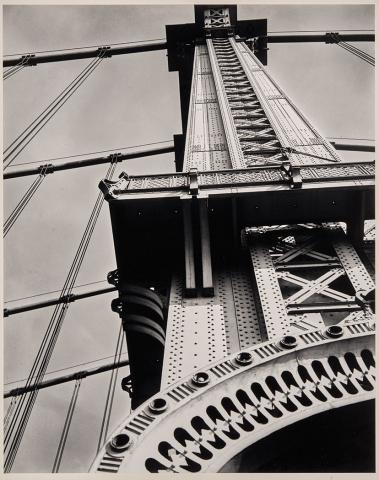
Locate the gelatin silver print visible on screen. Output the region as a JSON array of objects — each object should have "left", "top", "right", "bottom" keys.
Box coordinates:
[{"left": 3, "top": 3, "right": 375, "bottom": 474}]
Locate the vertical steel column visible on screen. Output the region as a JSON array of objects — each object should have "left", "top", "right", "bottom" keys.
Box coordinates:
[
  {"left": 198, "top": 197, "right": 214, "bottom": 296},
  {"left": 249, "top": 241, "right": 291, "bottom": 339},
  {"left": 346, "top": 192, "right": 366, "bottom": 247},
  {"left": 181, "top": 197, "right": 197, "bottom": 297},
  {"left": 182, "top": 44, "right": 231, "bottom": 171}
]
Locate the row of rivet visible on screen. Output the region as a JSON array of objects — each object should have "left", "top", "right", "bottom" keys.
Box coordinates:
[{"left": 103, "top": 323, "right": 346, "bottom": 457}]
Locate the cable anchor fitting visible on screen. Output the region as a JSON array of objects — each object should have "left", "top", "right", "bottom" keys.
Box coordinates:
[
  {"left": 38, "top": 163, "right": 54, "bottom": 176},
  {"left": 107, "top": 269, "right": 119, "bottom": 287},
  {"left": 325, "top": 32, "right": 340, "bottom": 44},
  {"left": 21, "top": 54, "right": 37, "bottom": 66},
  {"left": 97, "top": 45, "right": 113, "bottom": 58}
]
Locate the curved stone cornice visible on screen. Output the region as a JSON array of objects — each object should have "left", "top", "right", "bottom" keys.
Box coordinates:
[{"left": 90, "top": 320, "right": 375, "bottom": 473}]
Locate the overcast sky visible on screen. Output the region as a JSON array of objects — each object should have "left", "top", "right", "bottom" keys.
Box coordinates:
[{"left": 3, "top": 3, "right": 374, "bottom": 473}]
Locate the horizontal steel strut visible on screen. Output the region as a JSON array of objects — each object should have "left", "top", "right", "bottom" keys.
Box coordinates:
[
  {"left": 3, "top": 285, "right": 117, "bottom": 317},
  {"left": 3, "top": 34, "right": 374, "bottom": 67},
  {"left": 3, "top": 144, "right": 175, "bottom": 179},
  {"left": 3, "top": 41, "right": 168, "bottom": 67},
  {"left": 4, "top": 359, "right": 130, "bottom": 398}
]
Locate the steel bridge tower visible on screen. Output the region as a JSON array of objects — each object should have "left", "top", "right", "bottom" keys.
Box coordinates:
[{"left": 92, "top": 6, "right": 375, "bottom": 473}]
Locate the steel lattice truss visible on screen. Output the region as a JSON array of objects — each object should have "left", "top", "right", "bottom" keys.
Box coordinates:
[
  {"left": 91, "top": 5, "right": 375, "bottom": 473},
  {"left": 247, "top": 225, "right": 374, "bottom": 337}
]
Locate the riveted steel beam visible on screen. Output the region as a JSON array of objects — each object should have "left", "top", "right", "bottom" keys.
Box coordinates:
[{"left": 90, "top": 321, "right": 375, "bottom": 473}]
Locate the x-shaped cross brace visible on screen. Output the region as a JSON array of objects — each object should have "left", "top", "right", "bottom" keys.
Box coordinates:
[
  {"left": 273, "top": 238, "right": 337, "bottom": 264},
  {"left": 278, "top": 268, "right": 354, "bottom": 305}
]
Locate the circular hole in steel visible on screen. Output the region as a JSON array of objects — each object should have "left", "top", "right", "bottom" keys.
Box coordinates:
[
  {"left": 280, "top": 335, "right": 298, "bottom": 349},
  {"left": 192, "top": 372, "right": 210, "bottom": 387},
  {"left": 235, "top": 351, "right": 253, "bottom": 365},
  {"left": 326, "top": 325, "right": 344, "bottom": 338},
  {"left": 148, "top": 397, "right": 168, "bottom": 414},
  {"left": 110, "top": 433, "right": 131, "bottom": 452}
]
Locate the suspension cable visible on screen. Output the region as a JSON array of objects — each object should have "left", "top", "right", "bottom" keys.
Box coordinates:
[
  {"left": 3, "top": 48, "right": 108, "bottom": 169},
  {"left": 338, "top": 41, "right": 375, "bottom": 66},
  {"left": 96, "top": 324, "right": 125, "bottom": 454},
  {"left": 11, "top": 139, "right": 173, "bottom": 168},
  {"left": 5, "top": 278, "right": 108, "bottom": 304},
  {"left": 52, "top": 377, "right": 82, "bottom": 473},
  {"left": 3, "top": 55, "right": 30, "bottom": 80},
  {"left": 3, "top": 157, "right": 118, "bottom": 472},
  {"left": 3, "top": 164, "right": 48, "bottom": 237},
  {"left": 340, "top": 41, "right": 375, "bottom": 62},
  {"left": 4, "top": 396, "right": 18, "bottom": 431},
  {"left": 4, "top": 55, "right": 100, "bottom": 162}
]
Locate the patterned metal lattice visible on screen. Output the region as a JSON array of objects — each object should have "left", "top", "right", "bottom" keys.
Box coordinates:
[
  {"left": 204, "top": 8, "right": 231, "bottom": 29},
  {"left": 107, "top": 161, "right": 374, "bottom": 196},
  {"left": 247, "top": 227, "right": 375, "bottom": 335},
  {"left": 232, "top": 38, "right": 342, "bottom": 165},
  {"left": 209, "top": 38, "right": 284, "bottom": 168},
  {"left": 198, "top": 35, "right": 344, "bottom": 170},
  {"left": 145, "top": 351, "right": 374, "bottom": 473},
  {"left": 183, "top": 45, "right": 232, "bottom": 171},
  {"left": 91, "top": 322, "right": 375, "bottom": 473}
]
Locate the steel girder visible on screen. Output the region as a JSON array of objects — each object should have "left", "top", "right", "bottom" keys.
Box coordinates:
[
  {"left": 90, "top": 321, "right": 375, "bottom": 473},
  {"left": 96, "top": 5, "right": 375, "bottom": 473}
]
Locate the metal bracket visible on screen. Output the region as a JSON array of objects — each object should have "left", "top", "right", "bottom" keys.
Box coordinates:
[
  {"left": 107, "top": 269, "right": 119, "bottom": 287},
  {"left": 97, "top": 45, "right": 113, "bottom": 58},
  {"left": 38, "top": 163, "right": 54, "bottom": 175},
  {"left": 98, "top": 172, "right": 129, "bottom": 200},
  {"left": 325, "top": 32, "right": 340, "bottom": 44},
  {"left": 281, "top": 160, "right": 302, "bottom": 189},
  {"left": 73, "top": 370, "right": 88, "bottom": 380},
  {"left": 188, "top": 168, "right": 199, "bottom": 195},
  {"left": 356, "top": 288, "right": 375, "bottom": 312},
  {"left": 121, "top": 375, "right": 133, "bottom": 397},
  {"left": 111, "top": 297, "right": 123, "bottom": 315},
  {"left": 21, "top": 54, "right": 36, "bottom": 66},
  {"left": 63, "top": 293, "right": 75, "bottom": 304}
]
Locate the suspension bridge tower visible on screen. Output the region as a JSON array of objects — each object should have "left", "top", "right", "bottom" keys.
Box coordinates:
[{"left": 92, "top": 5, "right": 375, "bottom": 473}]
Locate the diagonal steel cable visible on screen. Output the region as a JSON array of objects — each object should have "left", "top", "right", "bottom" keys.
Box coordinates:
[
  {"left": 96, "top": 325, "right": 125, "bottom": 454},
  {"left": 52, "top": 377, "right": 82, "bottom": 472},
  {"left": 4, "top": 49, "right": 107, "bottom": 168},
  {"left": 3, "top": 165, "right": 49, "bottom": 237},
  {"left": 4, "top": 157, "right": 118, "bottom": 472}
]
